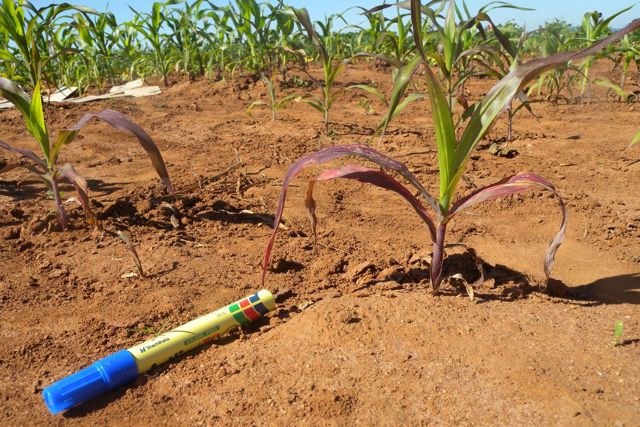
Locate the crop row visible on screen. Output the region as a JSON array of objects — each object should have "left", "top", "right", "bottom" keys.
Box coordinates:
[
  {"left": 1, "top": 1, "right": 639, "bottom": 98},
  {"left": 1, "top": 0, "right": 639, "bottom": 293}
]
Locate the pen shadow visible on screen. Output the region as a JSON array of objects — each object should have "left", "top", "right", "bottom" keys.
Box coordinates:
[{"left": 62, "top": 316, "right": 270, "bottom": 418}]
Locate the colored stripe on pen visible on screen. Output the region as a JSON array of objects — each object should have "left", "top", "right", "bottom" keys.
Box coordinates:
[{"left": 229, "top": 293, "right": 269, "bottom": 324}]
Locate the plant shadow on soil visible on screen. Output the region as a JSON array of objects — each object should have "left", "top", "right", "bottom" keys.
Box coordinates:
[
  {"left": 61, "top": 320, "right": 269, "bottom": 419},
  {"left": 0, "top": 178, "right": 125, "bottom": 201},
  {"left": 0, "top": 179, "right": 44, "bottom": 200},
  {"left": 86, "top": 178, "right": 127, "bottom": 196},
  {"left": 404, "top": 250, "right": 640, "bottom": 306},
  {"left": 547, "top": 274, "right": 640, "bottom": 305}
]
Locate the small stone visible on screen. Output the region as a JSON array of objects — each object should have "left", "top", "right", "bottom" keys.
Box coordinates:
[
  {"left": 299, "top": 300, "right": 314, "bottom": 310},
  {"left": 340, "top": 311, "right": 361, "bottom": 324},
  {"left": 346, "top": 261, "right": 374, "bottom": 282},
  {"left": 2, "top": 228, "right": 19, "bottom": 240},
  {"left": 48, "top": 269, "right": 65, "bottom": 279}
]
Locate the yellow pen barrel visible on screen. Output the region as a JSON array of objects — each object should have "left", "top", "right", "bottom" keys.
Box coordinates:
[{"left": 127, "top": 289, "right": 275, "bottom": 373}]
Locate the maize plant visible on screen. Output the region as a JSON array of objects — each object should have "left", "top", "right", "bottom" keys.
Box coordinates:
[
  {"left": 70, "top": 10, "right": 118, "bottom": 91},
  {"left": 365, "top": 0, "right": 530, "bottom": 138},
  {"left": 527, "top": 20, "right": 582, "bottom": 103},
  {"left": 112, "top": 24, "right": 144, "bottom": 82},
  {"left": 0, "top": 77, "right": 174, "bottom": 229},
  {"left": 246, "top": 73, "right": 300, "bottom": 122},
  {"left": 0, "top": 0, "right": 96, "bottom": 88},
  {"left": 470, "top": 20, "right": 534, "bottom": 140},
  {"left": 574, "top": 6, "right": 634, "bottom": 98},
  {"left": 202, "top": 3, "right": 234, "bottom": 78},
  {"left": 609, "top": 34, "right": 640, "bottom": 90},
  {"left": 227, "top": 0, "right": 291, "bottom": 74},
  {"left": 292, "top": 7, "right": 380, "bottom": 135},
  {"left": 261, "top": 1, "right": 640, "bottom": 293},
  {"left": 166, "top": 0, "right": 211, "bottom": 80},
  {"left": 128, "top": 1, "right": 181, "bottom": 87}
]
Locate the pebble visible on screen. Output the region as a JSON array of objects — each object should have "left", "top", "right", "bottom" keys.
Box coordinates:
[{"left": 48, "top": 269, "right": 65, "bottom": 279}]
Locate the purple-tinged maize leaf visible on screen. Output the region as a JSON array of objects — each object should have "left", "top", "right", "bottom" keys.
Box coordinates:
[
  {"left": 58, "top": 163, "right": 97, "bottom": 225},
  {"left": 0, "top": 139, "right": 47, "bottom": 169},
  {"left": 68, "top": 109, "right": 174, "bottom": 193},
  {"left": 449, "top": 172, "right": 567, "bottom": 280},
  {"left": 304, "top": 179, "right": 318, "bottom": 244},
  {"left": 261, "top": 144, "right": 439, "bottom": 285},
  {"left": 306, "top": 165, "right": 436, "bottom": 241}
]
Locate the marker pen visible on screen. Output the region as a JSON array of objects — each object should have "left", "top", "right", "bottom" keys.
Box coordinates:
[{"left": 43, "top": 289, "right": 275, "bottom": 414}]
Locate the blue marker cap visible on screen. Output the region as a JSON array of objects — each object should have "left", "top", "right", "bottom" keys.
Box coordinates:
[{"left": 42, "top": 349, "right": 139, "bottom": 414}]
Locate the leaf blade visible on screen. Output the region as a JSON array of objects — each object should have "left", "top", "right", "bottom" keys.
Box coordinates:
[
  {"left": 58, "top": 163, "right": 97, "bottom": 225},
  {"left": 449, "top": 172, "right": 567, "bottom": 280},
  {"left": 68, "top": 109, "right": 174, "bottom": 193},
  {"left": 261, "top": 144, "right": 439, "bottom": 285}
]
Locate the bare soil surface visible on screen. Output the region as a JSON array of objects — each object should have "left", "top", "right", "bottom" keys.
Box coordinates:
[{"left": 1, "top": 62, "right": 639, "bottom": 426}]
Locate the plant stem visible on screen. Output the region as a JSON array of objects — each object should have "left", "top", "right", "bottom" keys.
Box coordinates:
[
  {"left": 50, "top": 177, "right": 68, "bottom": 230},
  {"left": 431, "top": 221, "right": 447, "bottom": 293},
  {"left": 323, "top": 107, "right": 329, "bottom": 134},
  {"left": 507, "top": 103, "right": 513, "bottom": 141}
]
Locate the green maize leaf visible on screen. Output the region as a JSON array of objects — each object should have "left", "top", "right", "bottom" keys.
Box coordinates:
[
  {"left": 27, "top": 82, "right": 50, "bottom": 159},
  {"left": 448, "top": 18, "right": 640, "bottom": 207},
  {"left": 461, "top": 0, "right": 471, "bottom": 19},
  {"left": 0, "top": 76, "right": 30, "bottom": 118},
  {"left": 301, "top": 98, "right": 326, "bottom": 114},
  {"left": 388, "top": 93, "right": 424, "bottom": 123},
  {"left": 51, "top": 129, "right": 79, "bottom": 165},
  {"left": 362, "top": 0, "right": 443, "bottom": 16},
  {"left": 246, "top": 100, "right": 268, "bottom": 117},
  {"left": 475, "top": 12, "right": 515, "bottom": 58},
  {"left": 411, "top": 0, "right": 457, "bottom": 211},
  {"left": 376, "top": 54, "right": 422, "bottom": 137},
  {"left": 443, "top": 0, "right": 456, "bottom": 73},
  {"left": 630, "top": 130, "right": 640, "bottom": 147},
  {"left": 276, "top": 95, "right": 302, "bottom": 108},
  {"left": 588, "top": 5, "right": 635, "bottom": 41},
  {"left": 326, "top": 59, "right": 347, "bottom": 88},
  {"left": 291, "top": 7, "right": 328, "bottom": 63},
  {"left": 347, "top": 84, "right": 387, "bottom": 105},
  {"left": 477, "top": 1, "right": 534, "bottom": 14},
  {"left": 593, "top": 78, "right": 631, "bottom": 100},
  {"left": 152, "top": 2, "right": 164, "bottom": 31},
  {"left": 0, "top": 49, "right": 13, "bottom": 60}
]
